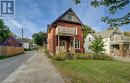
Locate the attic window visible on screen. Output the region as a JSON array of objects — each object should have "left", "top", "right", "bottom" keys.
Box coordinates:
[{"left": 67, "top": 15, "right": 73, "bottom": 21}]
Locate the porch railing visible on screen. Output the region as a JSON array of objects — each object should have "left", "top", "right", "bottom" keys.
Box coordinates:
[
  {"left": 56, "top": 26, "right": 77, "bottom": 36},
  {"left": 111, "top": 36, "right": 130, "bottom": 42},
  {"left": 56, "top": 46, "right": 75, "bottom": 53}
]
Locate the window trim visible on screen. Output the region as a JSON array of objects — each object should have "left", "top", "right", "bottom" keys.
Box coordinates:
[
  {"left": 70, "top": 40, "right": 80, "bottom": 49},
  {"left": 67, "top": 14, "right": 73, "bottom": 21}
]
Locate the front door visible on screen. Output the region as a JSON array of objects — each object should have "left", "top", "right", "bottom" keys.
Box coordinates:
[{"left": 61, "top": 40, "right": 66, "bottom": 52}]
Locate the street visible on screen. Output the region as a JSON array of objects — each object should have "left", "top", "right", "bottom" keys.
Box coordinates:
[
  {"left": 0, "top": 51, "right": 34, "bottom": 82},
  {"left": 1, "top": 51, "right": 64, "bottom": 83}
]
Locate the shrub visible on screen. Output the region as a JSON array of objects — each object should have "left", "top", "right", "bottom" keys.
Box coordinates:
[
  {"left": 44, "top": 48, "right": 49, "bottom": 55},
  {"left": 54, "top": 52, "right": 67, "bottom": 61},
  {"left": 44, "top": 48, "right": 51, "bottom": 58},
  {"left": 75, "top": 53, "right": 92, "bottom": 60},
  {"left": 92, "top": 53, "right": 113, "bottom": 60},
  {"left": 66, "top": 52, "right": 74, "bottom": 60}
]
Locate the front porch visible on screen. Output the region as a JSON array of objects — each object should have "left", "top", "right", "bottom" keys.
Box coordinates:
[
  {"left": 56, "top": 36, "right": 75, "bottom": 53},
  {"left": 110, "top": 43, "right": 130, "bottom": 57},
  {"left": 55, "top": 26, "right": 78, "bottom": 54}
]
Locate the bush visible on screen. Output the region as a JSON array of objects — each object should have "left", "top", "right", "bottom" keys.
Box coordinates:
[
  {"left": 49, "top": 52, "right": 113, "bottom": 61},
  {"left": 66, "top": 52, "right": 74, "bottom": 60},
  {"left": 44, "top": 48, "right": 51, "bottom": 58},
  {"left": 54, "top": 52, "right": 67, "bottom": 61},
  {"left": 75, "top": 53, "right": 92, "bottom": 60},
  {"left": 92, "top": 53, "right": 113, "bottom": 60},
  {"left": 44, "top": 48, "right": 49, "bottom": 55}
]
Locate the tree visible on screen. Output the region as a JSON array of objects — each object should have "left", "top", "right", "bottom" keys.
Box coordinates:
[
  {"left": 83, "top": 25, "right": 95, "bottom": 38},
  {"left": 124, "top": 31, "right": 130, "bottom": 36},
  {"left": 0, "top": 19, "right": 12, "bottom": 42},
  {"left": 90, "top": 36, "right": 105, "bottom": 56},
  {"left": 32, "top": 32, "right": 47, "bottom": 46},
  {"left": 73, "top": 0, "right": 130, "bottom": 27}
]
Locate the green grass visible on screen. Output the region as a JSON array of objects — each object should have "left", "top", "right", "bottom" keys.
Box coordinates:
[
  {"left": 53, "top": 60, "right": 130, "bottom": 83},
  {"left": 0, "top": 56, "right": 12, "bottom": 60}
]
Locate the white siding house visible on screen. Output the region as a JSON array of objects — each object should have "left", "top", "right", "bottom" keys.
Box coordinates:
[
  {"left": 84, "top": 28, "right": 130, "bottom": 57},
  {"left": 84, "top": 33, "right": 95, "bottom": 52}
]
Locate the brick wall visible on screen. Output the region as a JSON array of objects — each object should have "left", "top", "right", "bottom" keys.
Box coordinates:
[{"left": 47, "top": 21, "right": 84, "bottom": 54}]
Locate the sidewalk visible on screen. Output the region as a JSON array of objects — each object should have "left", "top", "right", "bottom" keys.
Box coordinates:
[{"left": 2, "top": 51, "right": 64, "bottom": 83}]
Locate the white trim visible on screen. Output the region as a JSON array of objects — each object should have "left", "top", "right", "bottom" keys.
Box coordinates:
[
  {"left": 75, "top": 40, "right": 80, "bottom": 49},
  {"left": 70, "top": 40, "right": 80, "bottom": 49}
]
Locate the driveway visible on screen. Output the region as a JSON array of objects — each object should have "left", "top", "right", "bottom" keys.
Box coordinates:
[
  {"left": 1, "top": 51, "right": 64, "bottom": 83},
  {"left": 0, "top": 51, "right": 34, "bottom": 82}
]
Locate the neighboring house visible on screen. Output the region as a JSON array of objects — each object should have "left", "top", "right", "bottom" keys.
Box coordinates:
[
  {"left": 84, "top": 28, "right": 130, "bottom": 57},
  {"left": 47, "top": 8, "right": 84, "bottom": 55},
  {"left": 17, "top": 38, "right": 34, "bottom": 50},
  {"left": 84, "top": 33, "right": 95, "bottom": 52},
  {"left": 0, "top": 36, "right": 21, "bottom": 47}
]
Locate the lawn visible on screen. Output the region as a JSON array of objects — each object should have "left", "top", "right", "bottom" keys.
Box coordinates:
[
  {"left": 0, "top": 56, "right": 12, "bottom": 60},
  {"left": 53, "top": 60, "right": 130, "bottom": 83}
]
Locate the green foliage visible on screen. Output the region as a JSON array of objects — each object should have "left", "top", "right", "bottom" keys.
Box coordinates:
[
  {"left": 51, "top": 52, "right": 112, "bottom": 61},
  {"left": 44, "top": 48, "right": 49, "bottom": 55},
  {"left": 124, "top": 32, "right": 130, "bottom": 36},
  {"left": 32, "top": 32, "right": 47, "bottom": 46},
  {"left": 53, "top": 52, "right": 67, "bottom": 61},
  {"left": 83, "top": 25, "right": 95, "bottom": 38},
  {"left": 0, "top": 19, "right": 12, "bottom": 42},
  {"left": 73, "top": 0, "right": 130, "bottom": 27},
  {"left": 75, "top": 53, "right": 91, "bottom": 60},
  {"left": 90, "top": 36, "right": 105, "bottom": 56},
  {"left": 92, "top": 53, "right": 112, "bottom": 60},
  {"left": 73, "top": 0, "right": 80, "bottom": 4},
  {"left": 74, "top": 53, "right": 112, "bottom": 60},
  {"left": 52, "top": 52, "right": 74, "bottom": 61}
]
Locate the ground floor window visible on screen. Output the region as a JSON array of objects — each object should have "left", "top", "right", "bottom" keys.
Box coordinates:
[{"left": 70, "top": 40, "right": 80, "bottom": 49}]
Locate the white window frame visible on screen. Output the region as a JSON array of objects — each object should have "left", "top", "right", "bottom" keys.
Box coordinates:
[
  {"left": 70, "top": 40, "right": 80, "bottom": 49},
  {"left": 67, "top": 14, "right": 73, "bottom": 21},
  {"left": 75, "top": 40, "right": 80, "bottom": 49}
]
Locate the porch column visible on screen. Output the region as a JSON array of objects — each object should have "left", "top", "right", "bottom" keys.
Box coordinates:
[
  {"left": 119, "top": 43, "right": 124, "bottom": 57},
  {"left": 58, "top": 35, "right": 60, "bottom": 53},
  {"left": 73, "top": 36, "right": 75, "bottom": 53},
  {"left": 129, "top": 44, "right": 130, "bottom": 50}
]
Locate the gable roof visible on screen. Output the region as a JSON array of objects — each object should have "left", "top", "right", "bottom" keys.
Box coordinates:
[
  {"left": 94, "top": 28, "right": 121, "bottom": 38},
  {"left": 48, "top": 8, "right": 84, "bottom": 32},
  {"left": 17, "top": 38, "right": 32, "bottom": 44}
]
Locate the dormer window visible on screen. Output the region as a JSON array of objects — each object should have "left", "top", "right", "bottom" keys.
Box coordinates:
[{"left": 67, "top": 15, "right": 73, "bottom": 21}]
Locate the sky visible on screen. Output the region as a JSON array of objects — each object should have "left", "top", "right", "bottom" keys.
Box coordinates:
[{"left": 2, "top": 0, "right": 130, "bottom": 38}]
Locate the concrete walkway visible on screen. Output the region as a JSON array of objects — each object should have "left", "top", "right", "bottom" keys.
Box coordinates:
[
  {"left": 112, "top": 56, "right": 130, "bottom": 62},
  {"left": 2, "top": 51, "right": 64, "bottom": 83}
]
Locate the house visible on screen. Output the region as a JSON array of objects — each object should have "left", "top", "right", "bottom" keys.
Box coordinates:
[
  {"left": 17, "top": 38, "right": 35, "bottom": 50},
  {"left": 84, "top": 27, "right": 130, "bottom": 57},
  {"left": 47, "top": 8, "right": 84, "bottom": 55},
  {"left": 84, "top": 33, "right": 95, "bottom": 53},
  {"left": 0, "top": 36, "right": 21, "bottom": 47}
]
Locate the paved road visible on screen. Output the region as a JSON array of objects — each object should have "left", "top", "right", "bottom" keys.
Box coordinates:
[
  {"left": 0, "top": 51, "right": 34, "bottom": 82},
  {"left": 2, "top": 51, "right": 64, "bottom": 83}
]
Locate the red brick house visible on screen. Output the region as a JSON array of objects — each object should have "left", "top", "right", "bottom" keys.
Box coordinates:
[
  {"left": 47, "top": 8, "right": 84, "bottom": 55},
  {"left": 0, "top": 36, "right": 21, "bottom": 47}
]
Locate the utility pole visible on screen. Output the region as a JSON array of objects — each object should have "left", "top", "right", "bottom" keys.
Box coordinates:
[{"left": 22, "top": 27, "right": 23, "bottom": 39}]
